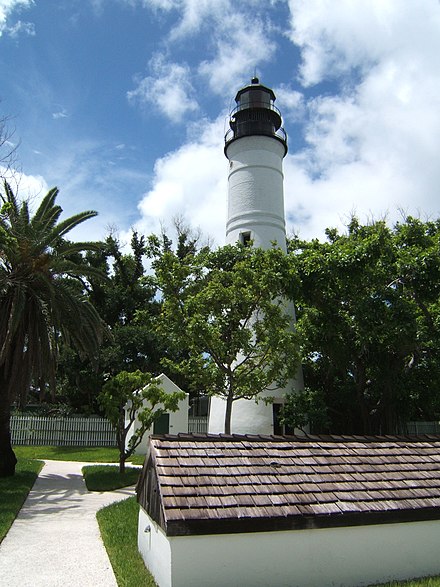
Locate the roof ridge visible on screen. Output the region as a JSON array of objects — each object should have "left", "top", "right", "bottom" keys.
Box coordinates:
[{"left": 150, "top": 432, "right": 440, "bottom": 443}]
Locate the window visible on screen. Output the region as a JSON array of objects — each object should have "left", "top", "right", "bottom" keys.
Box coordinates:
[
  {"left": 273, "top": 403, "right": 295, "bottom": 436},
  {"left": 240, "top": 231, "right": 252, "bottom": 246}
]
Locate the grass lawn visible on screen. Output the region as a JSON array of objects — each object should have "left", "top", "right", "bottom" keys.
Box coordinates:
[
  {"left": 83, "top": 465, "right": 140, "bottom": 491},
  {"left": 97, "top": 496, "right": 157, "bottom": 587},
  {"left": 14, "top": 445, "right": 118, "bottom": 462},
  {"left": 13, "top": 445, "right": 145, "bottom": 465},
  {"left": 0, "top": 458, "right": 44, "bottom": 543}
]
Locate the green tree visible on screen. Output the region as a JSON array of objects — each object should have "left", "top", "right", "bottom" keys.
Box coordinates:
[
  {"left": 153, "top": 243, "right": 301, "bottom": 434},
  {"left": 141, "top": 218, "right": 210, "bottom": 397},
  {"left": 281, "top": 387, "right": 329, "bottom": 433},
  {"left": 99, "top": 370, "right": 185, "bottom": 473},
  {"left": 288, "top": 217, "right": 440, "bottom": 434},
  {"left": 0, "top": 182, "right": 105, "bottom": 476},
  {"left": 56, "top": 231, "right": 162, "bottom": 413}
]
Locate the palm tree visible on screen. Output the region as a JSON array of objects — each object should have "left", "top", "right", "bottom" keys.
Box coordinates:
[{"left": 0, "top": 181, "right": 106, "bottom": 476}]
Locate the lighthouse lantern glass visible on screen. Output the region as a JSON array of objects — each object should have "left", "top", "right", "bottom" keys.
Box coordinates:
[{"left": 238, "top": 89, "right": 271, "bottom": 110}]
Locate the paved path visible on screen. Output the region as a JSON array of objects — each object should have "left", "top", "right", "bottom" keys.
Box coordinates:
[{"left": 0, "top": 460, "right": 136, "bottom": 587}]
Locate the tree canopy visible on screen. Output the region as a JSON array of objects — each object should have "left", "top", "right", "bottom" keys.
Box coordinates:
[
  {"left": 56, "top": 231, "right": 162, "bottom": 413},
  {"left": 4, "top": 182, "right": 439, "bottom": 446},
  {"left": 287, "top": 216, "right": 440, "bottom": 434},
  {"left": 153, "top": 243, "right": 301, "bottom": 433}
]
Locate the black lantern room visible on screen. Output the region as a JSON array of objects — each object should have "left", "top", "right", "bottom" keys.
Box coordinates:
[{"left": 225, "top": 77, "right": 287, "bottom": 154}]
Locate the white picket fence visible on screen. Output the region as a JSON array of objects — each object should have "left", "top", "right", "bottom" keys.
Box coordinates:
[
  {"left": 11, "top": 414, "right": 210, "bottom": 446},
  {"left": 188, "top": 416, "right": 209, "bottom": 434},
  {"left": 406, "top": 421, "right": 440, "bottom": 434},
  {"left": 11, "top": 415, "right": 117, "bottom": 447}
]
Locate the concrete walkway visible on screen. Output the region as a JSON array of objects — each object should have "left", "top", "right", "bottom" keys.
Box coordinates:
[{"left": 0, "top": 459, "right": 136, "bottom": 587}]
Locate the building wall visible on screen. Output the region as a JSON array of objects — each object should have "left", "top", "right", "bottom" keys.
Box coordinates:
[
  {"left": 125, "top": 374, "right": 189, "bottom": 455},
  {"left": 209, "top": 394, "right": 278, "bottom": 435},
  {"left": 138, "top": 508, "right": 172, "bottom": 587},
  {"left": 225, "top": 135, "right": 287, "bottom": 251},
  {"left": 138, "top": 507, "right": 440, "bottom": 587}
]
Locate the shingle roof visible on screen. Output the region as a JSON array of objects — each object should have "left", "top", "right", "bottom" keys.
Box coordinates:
[{"left": 136, "top": 433, "right": 440, "bottom": 536}]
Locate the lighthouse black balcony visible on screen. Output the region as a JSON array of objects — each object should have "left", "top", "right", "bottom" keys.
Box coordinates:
[{"left": 224, "top": 77, "right": 288, "bottom": 154}]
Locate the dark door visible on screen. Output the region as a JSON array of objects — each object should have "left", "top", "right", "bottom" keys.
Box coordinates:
[{"left": 153, "top": 413, "right": 170, "bottom": 434}]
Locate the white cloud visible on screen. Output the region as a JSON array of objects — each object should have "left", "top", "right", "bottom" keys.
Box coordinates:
[
  {"left": 128, "top": 53, "right": 198, "bottom": 123},
  {"left": 133, "top": 0, "right": 179, "bottom": 10},
  {"left": 167, "top": 0, "right": 231, "bottom": 40},
  {"left": 126, "top": 0, "right": 233, "bottom": 39},
  {"left": 287, "top": 0, "right": 421, "bottom": 86},
  {"left": 1, "top": 166, "right": 48, "bottom": 207},
  {"left": 198, "top": 14, "right": 277, "bottom": 96},
  {"left": 0, "top": 0, "right": 34, "bottom": 37},
  {"left": 273, "top": 84, "right": 305, "bottom": 123},
  {"left": 6, "top": 18, "right": 34, "bottom": 37},
  {"left": 133, "top": 116, "right": 227, "bottom": 245},
  {"left": 127, "top": 0, "right": 281, "bottom": 106},
  {"left": 281, "top": 0, "right": 440, "bottom": 239},
  {"left": 52, "top": 107, "right": 69, "bottom": 120}
]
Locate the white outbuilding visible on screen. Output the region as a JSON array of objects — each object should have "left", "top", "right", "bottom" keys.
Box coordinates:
[
  {"left": 124, "top": 373, "right": 188, "bottom": 455},
  {"left": 137, "top": 433, "right": 440, "bottom": 587}
]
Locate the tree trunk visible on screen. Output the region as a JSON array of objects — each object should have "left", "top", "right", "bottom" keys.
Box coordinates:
[
  {"left": 117, "top": 410, "right": 126, "bottom": 474},
  {"left": 224, "top": 394, "right": 234, "bottom": 435},
  {"left": 119, "top": 454, "right": 126, "bottom": 475},
  {"left": 0, "top": 393, "right": 17, "bottom": 477},
  {"left": 354, "top": 360, "right": 371, "bottom": 435}
]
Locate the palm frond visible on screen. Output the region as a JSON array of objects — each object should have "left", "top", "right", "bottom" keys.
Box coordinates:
[
  {"left": 49, "top": 210, "right": 98, "bottom": 240},
  {"left": 54, "top": 240, "right": 105, "bottom": 257},
  {"left": 31, "top": 204, "right": 63, "bottom": 236},
  {"left": 31, "top": 187, "right": 59, "bottom": 226},
  {"left": 18, "top": 200, "right": 30, "bottom": 231},
  {"left": 52, "top": 259, "right": 109, "bottom": 284},
  {"left": 1, "top": 181, "right": 19, "bottom": 216}
]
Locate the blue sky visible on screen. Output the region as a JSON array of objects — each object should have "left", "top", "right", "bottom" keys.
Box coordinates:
[{"left": 1, "top": 0, "right": 440, "bottom": 246}]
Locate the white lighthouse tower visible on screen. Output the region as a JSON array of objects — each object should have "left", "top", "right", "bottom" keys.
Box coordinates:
[
  {"left": 208, "top": 77, "right": 303, "bottom": 435},
  {"left": 225, "top": 77, "right": 288, "bottom": 251}
]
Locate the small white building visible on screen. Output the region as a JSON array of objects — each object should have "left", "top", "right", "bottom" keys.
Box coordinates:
[
  {"left": 124, "top": 374, "right": 188, "bottom": 455},
  {"left": 137, "top": 433, "right": 440, "bottom": 587}
]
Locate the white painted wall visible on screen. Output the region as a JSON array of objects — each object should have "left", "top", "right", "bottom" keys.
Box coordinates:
[
  {"left": 138, "top": 507, "right": 440, "bottom": 587},
  {"left": 138, "top": 508, "right": 172, "bottom": 587},
  {"left": 125, "top": 374, "right": 189, "bottom": 455},
  {"left": 209, "top": 394, "right": 279, "bottom": 435},
  {"left": 225, "top": 135, "right": 287, "bottom": 251}
]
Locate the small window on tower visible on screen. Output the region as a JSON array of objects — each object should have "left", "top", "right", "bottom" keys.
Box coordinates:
[{"left": 240, "top": 231, "right": 252, "bottom": 246}]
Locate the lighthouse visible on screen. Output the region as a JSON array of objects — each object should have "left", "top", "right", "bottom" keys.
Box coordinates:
[
  {"left": 225, "top": 77, "right": 288, "bottom": 251},
  {"left": 208, "top": 77, "right": 303, "bottom": 435}
]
